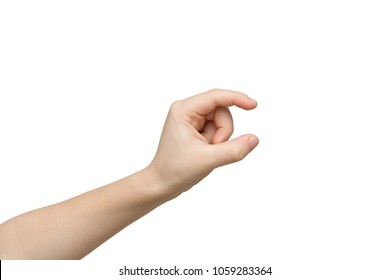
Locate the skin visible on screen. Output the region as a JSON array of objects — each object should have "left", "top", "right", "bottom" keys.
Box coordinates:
[{"left": 0, "top": 89, "right": 259, "bottom": 259}]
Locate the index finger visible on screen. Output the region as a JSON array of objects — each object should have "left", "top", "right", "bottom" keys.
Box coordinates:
[{"left": 183, "top": 89, "right": 258, "bottom": 115}]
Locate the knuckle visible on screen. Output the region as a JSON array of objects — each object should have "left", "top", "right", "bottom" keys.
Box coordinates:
[
  {"left": 169, "top": 100, "right": 183, "bottom": 111},
  {"left": 207, "top": 88, "right": 219, "bottom": 93},
  {"left": 230, "top": 146, "right": 246, "bottom": 162},
  {"left": 206, "top": 88, "right": 223, "bottom": 96},
  {"left": 230, "top": 122, "right": 234, "bottom": 135}
]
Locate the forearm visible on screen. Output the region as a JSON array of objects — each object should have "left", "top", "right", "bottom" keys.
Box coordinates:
[
  {"left": 0, "top": 168, "right": 173, "bottom": 260},
  {"left": 0, "top": 89, "right": 258, "bottom": 260}
]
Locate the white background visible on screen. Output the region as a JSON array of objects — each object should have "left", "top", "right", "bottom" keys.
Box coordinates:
[{"left": 1, "top": 0, "right": 389, "bottom": 279}]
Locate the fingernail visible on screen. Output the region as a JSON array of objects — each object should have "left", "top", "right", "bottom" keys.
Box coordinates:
[
  {"left": 247, "top": 95, "right": 257, "bottom": 103},
  {"left": 248, "top": 136, "right": 259, "bottom": 150}
]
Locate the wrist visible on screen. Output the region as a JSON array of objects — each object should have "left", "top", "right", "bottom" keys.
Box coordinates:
[{"left": 141, "top": 165, "right": 183, "bottom": 203}]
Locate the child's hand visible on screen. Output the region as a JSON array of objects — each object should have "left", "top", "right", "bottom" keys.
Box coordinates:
[
  {"left": 146, "top": 89, "right": 259, "bottom": 198},
  {"left": 0, "top": 88, "right": 259, "bottom": 260}
]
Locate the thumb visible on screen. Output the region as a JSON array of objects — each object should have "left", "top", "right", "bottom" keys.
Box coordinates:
[{"left": 208, "top": 134, "right": 259, "bottom": 168}]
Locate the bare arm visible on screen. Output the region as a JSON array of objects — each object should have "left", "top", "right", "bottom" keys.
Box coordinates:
[{"left": 0, "top": 89, "right": 259, "bottom": 259}]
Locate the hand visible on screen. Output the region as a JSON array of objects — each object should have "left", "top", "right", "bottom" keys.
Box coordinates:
[
  {"left": 146, "top": 89, "right": 259, "bottom": 198},
  {"left": 0, "top": 88, "right": 259, "bottom": 260}
]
